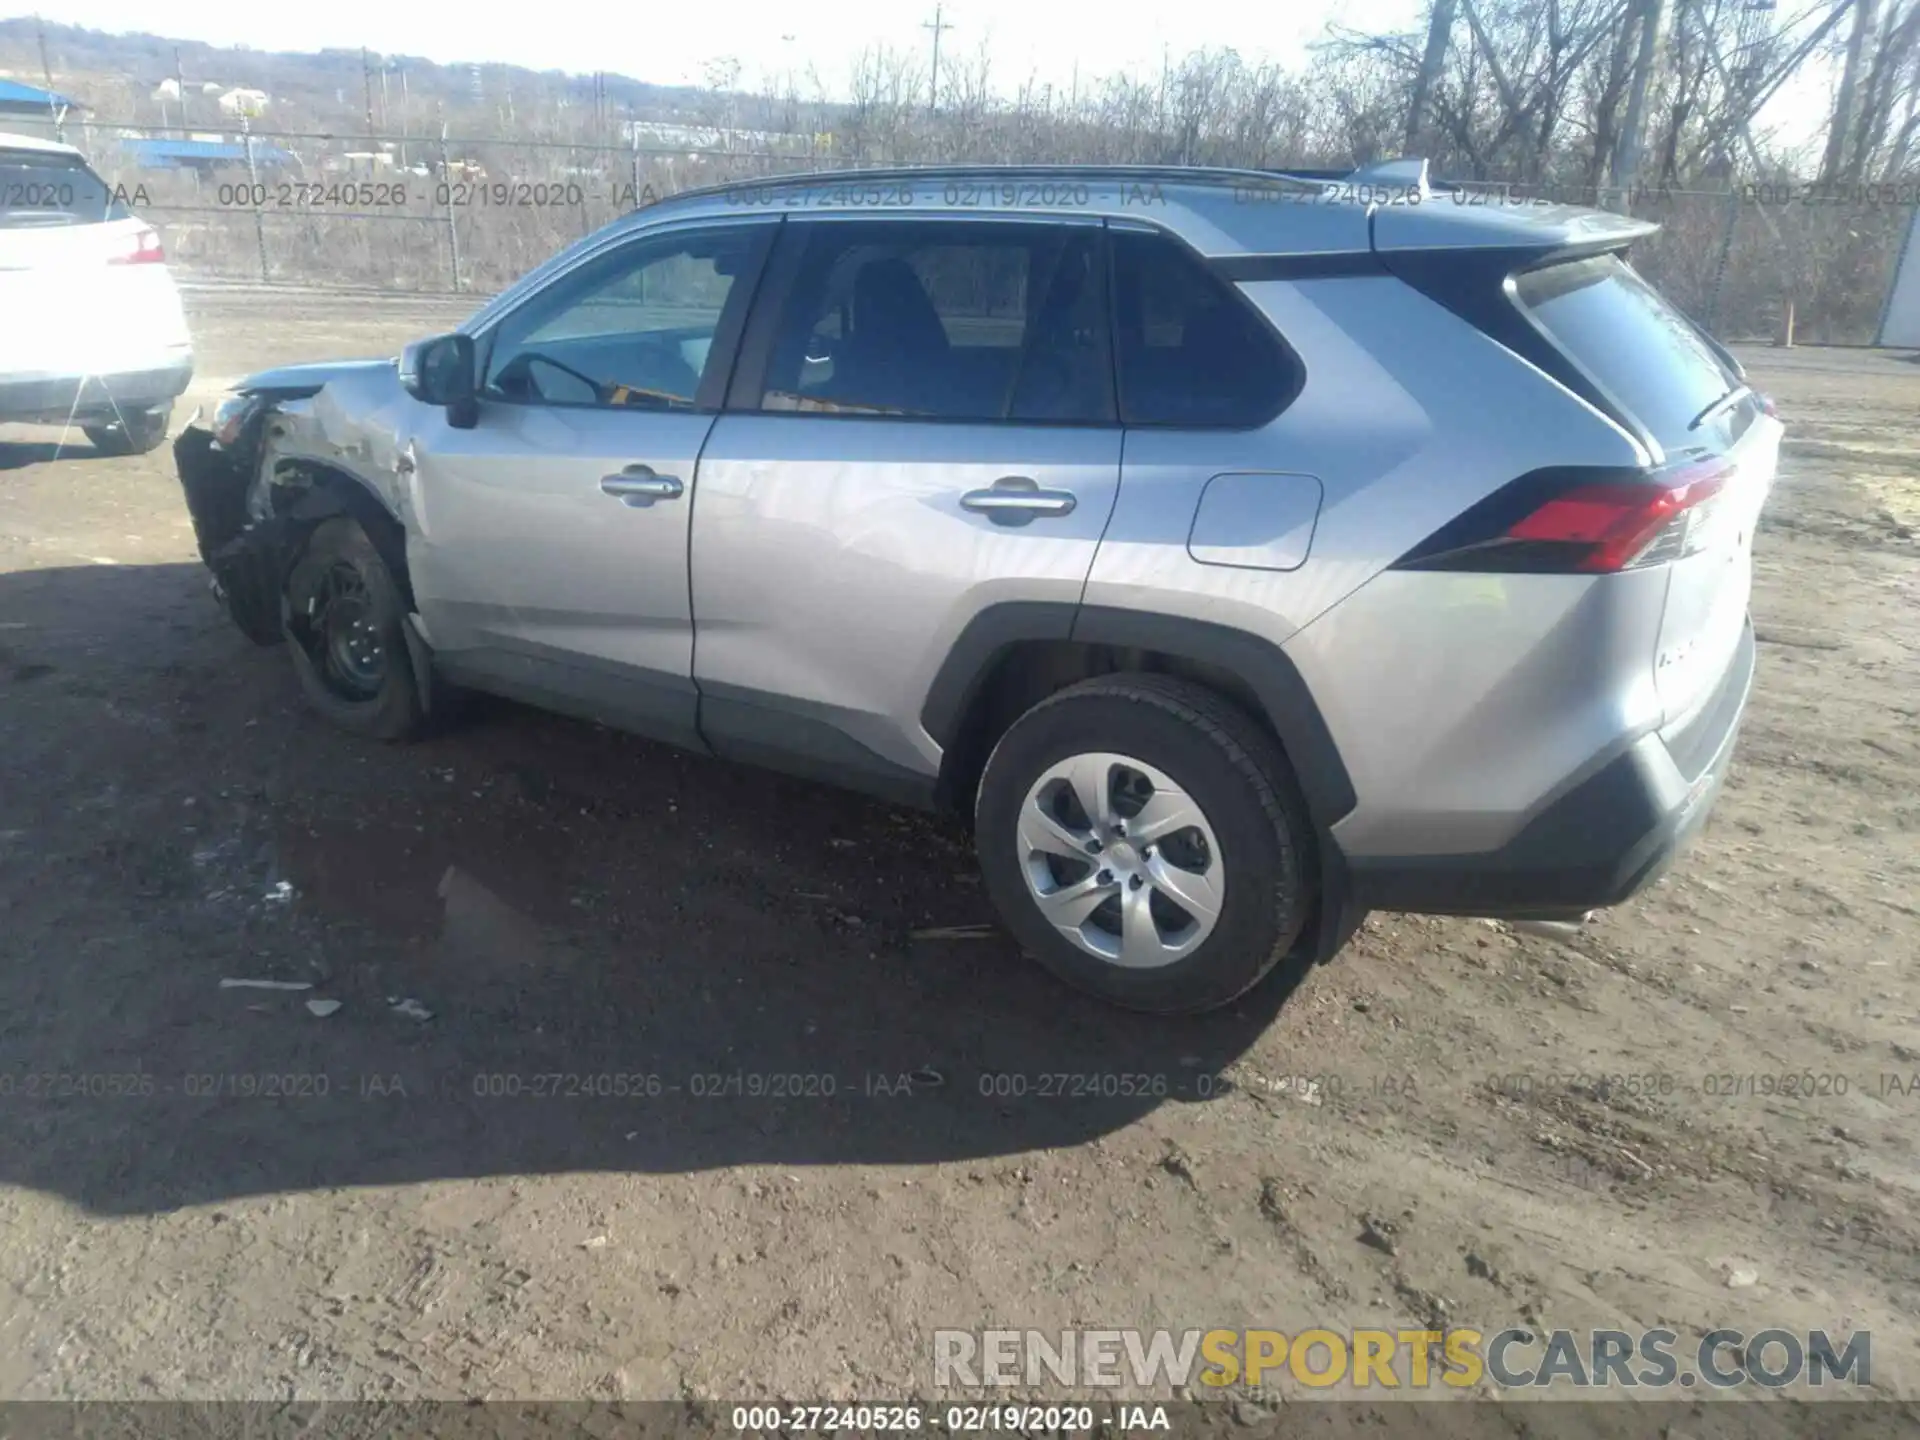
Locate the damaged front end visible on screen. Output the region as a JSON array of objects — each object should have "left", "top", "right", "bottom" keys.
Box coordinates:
[
  {"left": 175, "top": 420, "right": 304, "bottom": 646},
  {"left": 174, "top": 359, "right": 405, "bottom": 650}
]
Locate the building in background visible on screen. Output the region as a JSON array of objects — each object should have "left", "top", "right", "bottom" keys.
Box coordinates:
[
  {"left": 0, "top": 77, "right": 87, "bottom": 140},
  {"left": 120, "top": 136, "right": 297, "bottom": 173}
]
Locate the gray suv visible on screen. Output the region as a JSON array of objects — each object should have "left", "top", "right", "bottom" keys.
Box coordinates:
[{"left": 175, "top": 161, "right": 1778, "bottom": 1014}]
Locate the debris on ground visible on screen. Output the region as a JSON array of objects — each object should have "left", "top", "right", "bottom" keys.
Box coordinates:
[
  {"left": 219, "top": 978, "right": 313, "bottom": 991},
  {"left": 1358, "top": 1213, "right": 1400, "bottom": 1256},
  {"left": 907, "top": 923, "right": 996, "bottom": 940},
  {"left": 1726, "top": 1266, "right": 1759, "bottom": 1288},
  {"left": 262, "top": 880, "right": 296, "bottom": 904},
  {"left": 388, "top": 997, "right": 434, "bottom": 1021},
  {"left": 304, "top": 999, "right": 342, "bottom": 1017},
  {"left": 1159, "top": 1143, "right": 1199, "bottom": 1186}
]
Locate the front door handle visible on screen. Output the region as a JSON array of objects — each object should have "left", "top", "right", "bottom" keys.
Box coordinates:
[
  {"left": 959, "top": 476, "right": 1078, "bottom": 526},
  {"left": 600, "top": 466, "right": 684, "bottom": 506}
]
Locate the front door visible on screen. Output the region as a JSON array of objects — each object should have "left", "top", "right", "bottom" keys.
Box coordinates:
[{"left": 403, "top": 219, "right": 775, "bottom": 746}]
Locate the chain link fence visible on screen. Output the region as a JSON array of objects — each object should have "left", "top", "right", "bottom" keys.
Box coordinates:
[{"left": 66, "top": 120, "right": 1916, "bottom": 345}]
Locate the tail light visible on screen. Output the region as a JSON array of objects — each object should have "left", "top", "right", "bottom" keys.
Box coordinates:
[
  {"left": 1393, "top": 458, "right": 1735, "bottom": 574},
  {"left": 108, "top": 227, "right": 165, "bottom": 265}
]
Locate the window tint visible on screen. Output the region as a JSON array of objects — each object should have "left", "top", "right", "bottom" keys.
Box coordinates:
[
  {"left": 0, "top": 149, "right": 112, "bottom": 228},
  {"left": 758, "top": 221, "right": 1112, "bottom": 423},
  {"left": 483, "top": 225, "right": 764, "bottom": 410},
  {"left": 1110, "top": 229, "right": 1296, "bottom": 427},
  {"left": 1514, "top": 255, "right": 1739, "bottom": 446}
]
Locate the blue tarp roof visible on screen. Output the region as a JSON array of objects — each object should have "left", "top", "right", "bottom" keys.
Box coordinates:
[
  {"left": 122, "top": 137, "right": 296, "bottom": 168},
  {"left": 0, "top": 78, "right": 85, "bottom": 111}
]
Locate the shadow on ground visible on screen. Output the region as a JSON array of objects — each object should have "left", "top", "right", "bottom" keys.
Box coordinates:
[
  {"left": 0, "top": 562, "right": 1312, "bottom": 1216},
  {"left": 0, "top": 436, "right": 113, "bottom": 470}
]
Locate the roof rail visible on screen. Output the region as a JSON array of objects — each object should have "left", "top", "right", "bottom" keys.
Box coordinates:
[{"left": 651, "top": 162, "right": 1334, "bottom": 209}]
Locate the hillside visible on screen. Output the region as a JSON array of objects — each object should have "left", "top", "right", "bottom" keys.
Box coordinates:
[{"left": 0, "top": 18, "right": 717, "bottom": 140}]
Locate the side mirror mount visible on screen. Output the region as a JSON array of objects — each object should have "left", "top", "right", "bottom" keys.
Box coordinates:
[{"left": 400, "top": 333, "right": 480, "bottom": 429}]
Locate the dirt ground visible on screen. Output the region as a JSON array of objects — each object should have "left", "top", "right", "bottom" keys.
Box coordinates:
[{"left": 1, "top": 290, "right": 1917, "bottom": 1428}]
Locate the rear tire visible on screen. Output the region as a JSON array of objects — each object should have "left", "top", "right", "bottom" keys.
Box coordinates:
[
  {"left": 975, "top": 674, "right": 1314, "bottom": 1014},
  {"left": 84, "top": 405, "right": 172, "bottom": 456},
  {"left": 283, "top": 518, "right": 425, "bottom": 742}
]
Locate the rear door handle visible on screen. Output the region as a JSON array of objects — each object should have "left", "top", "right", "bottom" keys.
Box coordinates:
[
  {"left": 960, "top": 477, "right": 1077, "bottom": 526},
  {"left": 600, "top": 466, "right": 684, "bottom": 506}
]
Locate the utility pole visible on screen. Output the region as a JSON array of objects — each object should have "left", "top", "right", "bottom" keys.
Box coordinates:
[
  {"left": 1405, "top": 0, "right": 1459, "bottom": 154},
  {"left": 362, "top": 47, "right": 378, "bottom": 143},
  {"left": 1823, "top": 0, "right": 1876, "bottom": 181},
  {"left": 174, "top": 46, "right": 188, "bottom": 129},
  {"left": 1158, "top": 45, "right": 1170, "bottom": 146},
  {"left": 1610, "top": 0, "right": 1670, "bottom": 200},
  {"left": 35, "top": 14, "right": 64, "bottom": 141},
  {"left": 923, "top": 3, "right": 953, "bottom": 115}
]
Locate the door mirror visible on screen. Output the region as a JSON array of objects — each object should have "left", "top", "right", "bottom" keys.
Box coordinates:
[{"left": 400, "top": 332, "right": 479, "bottom": 428}]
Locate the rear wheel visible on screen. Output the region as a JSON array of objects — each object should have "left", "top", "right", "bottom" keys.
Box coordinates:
[
  {"left": 283, "top": 517, "right": 425, "bottom": 741},
  {"left": 975, "top": 674, "right": 1313, "bottom": 1014},
  {"left": 84, "top": 404, "right": 172, "bottom": 456}
]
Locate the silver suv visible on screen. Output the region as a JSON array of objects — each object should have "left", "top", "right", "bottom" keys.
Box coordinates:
[{"left": 176, "top": 161, "right": 1778, "bottom": 1014}]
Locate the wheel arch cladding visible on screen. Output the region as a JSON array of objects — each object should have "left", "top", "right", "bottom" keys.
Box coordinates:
[
  {"left": 924, "top": 602, "right": 1358, "bottom": 836},
  {"left": 277, "top": 461, "right": 417, "bottom": 612}
]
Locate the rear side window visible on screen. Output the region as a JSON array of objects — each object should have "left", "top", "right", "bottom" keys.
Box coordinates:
[
  {"left": 0, "top": 149, "right": 112, "bottom": 227},
  {"left": 1513, "top": 255, "right": 1740, "bottom": 447},
  {"left": 757, "top": 220, "right": 1113, "bottom": 423},
  {"left": 1110, "top": 229, "right": 1298, "bottom": 427}
]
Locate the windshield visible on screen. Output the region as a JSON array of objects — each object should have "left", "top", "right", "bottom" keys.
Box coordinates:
[{"left": 0, "top": 148, "right": 113, "bottom": 228}]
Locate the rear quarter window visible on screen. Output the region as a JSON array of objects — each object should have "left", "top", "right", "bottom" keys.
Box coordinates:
[
  {"left": 1513, "top": 255, "right": 1739, "bottom": 448},
  {"left": 1110, "top": 229, "right": 1299, "bottom": 428},
  {"left": 0, "top": 149, "right": 112, "bottom": 227}
]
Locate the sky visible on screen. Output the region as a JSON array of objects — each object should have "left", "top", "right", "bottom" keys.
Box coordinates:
[
  {"left": 16, "top": 0, "right": 1426, "bottom": 97},
  {"left": 13, "top": 0, "right": 1829, "bottom": 155}
]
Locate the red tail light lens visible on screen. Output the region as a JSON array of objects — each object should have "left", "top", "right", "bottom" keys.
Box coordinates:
[
  {"left": 108, "top": 227, "right": 165, "bottom": 265},
  {"left": 1394, "top": 458, "right": 1735, "bottom": 574}
]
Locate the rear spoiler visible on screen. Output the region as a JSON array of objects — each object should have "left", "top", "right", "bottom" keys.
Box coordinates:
[{"left": 1263, "top": 156, "right": 1661, "bottom": 257}]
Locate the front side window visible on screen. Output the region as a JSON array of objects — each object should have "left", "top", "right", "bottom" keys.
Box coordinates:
[
  {"left": 482, "top": 224, "right": 767, "bottom": 410},
  {"left": 756, "top": 220, "right": 1113, "bottom": 423}
]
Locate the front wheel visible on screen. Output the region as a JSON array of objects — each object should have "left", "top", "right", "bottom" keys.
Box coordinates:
[
  {"left": 283, "top": 517, "right": 425, "bottom": 741},
  {"left": 975, "top": 674, "right": 1313, "bottom": 1014}
]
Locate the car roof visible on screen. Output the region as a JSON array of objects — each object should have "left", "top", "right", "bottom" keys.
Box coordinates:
[
  {"left": 0, "top": 131, "right": 85, "bottom": 158},
  {"left": 617, "top": 162, "right": 1648, "bottom": 262},
  {"left": 463, "top": 161, "right": 1653, "bottom": 336},
  {"left": 629, "top": 164, "right": 1376, "bottom": 261}
]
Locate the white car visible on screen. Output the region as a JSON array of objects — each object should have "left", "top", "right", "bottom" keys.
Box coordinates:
[{"left": 0, "top": 131, "right": 193, "bottom": 454}]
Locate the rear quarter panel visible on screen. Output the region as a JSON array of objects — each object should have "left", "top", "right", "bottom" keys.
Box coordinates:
[
  {"left": 1083, "top": 271, "right": 1660, "bottom": 855},
  {"left": 1083, "top": 272, "right": 1646, "bottom": 643}
]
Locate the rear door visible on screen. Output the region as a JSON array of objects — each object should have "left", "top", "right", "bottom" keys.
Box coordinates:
[
  {"left": 1511, "top": 254, "right": 1781, "bottom": 730},
  {"left": 689, "top": 215, "right": 1120, "bottom": 791},
  {"left": 0, "top": 145, "right": 187, "bottom": 381}
]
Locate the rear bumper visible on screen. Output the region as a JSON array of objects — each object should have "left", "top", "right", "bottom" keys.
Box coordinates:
[
  {"left": 0, "top": 360, "right": 194, "bottom": 425},
  {"left": 1346, "top": 615, "right": 1755, "bottom": 920}
]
